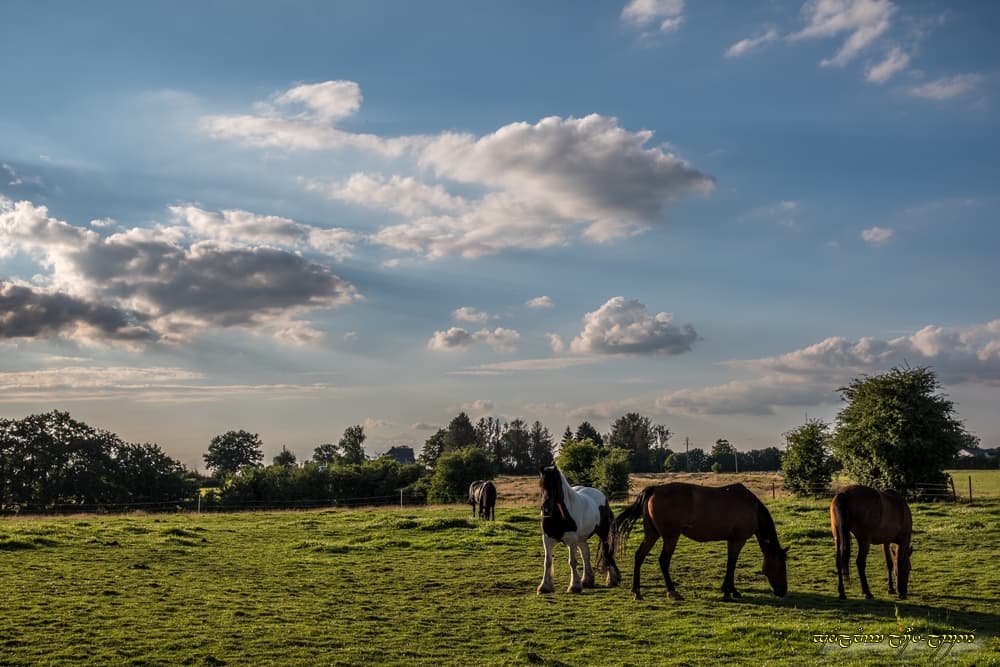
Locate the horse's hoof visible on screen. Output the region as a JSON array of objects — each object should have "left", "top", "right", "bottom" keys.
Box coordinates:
[
  {"left": 898, "top": 593, "right": 907, "bottom": 600},
  {"left": 667, "top": 590, "right": 683, "bottom": 601},
  {"left": 536, "top": 585, "right": 554, "bottom": 595},
  {"left": 838, "top": 594, "right": 847, "bottom": 601},
  {"left": 632, "top": 592, "right": 644, "bottom": 601},
  {"left": 582, "top": 578, "right": 595, "bottom": 589},
  {"left": 864, "top": 593, "right": 874, "bottom": 600},
  {"left": 568, "top": 586, "right": 582, "bottom": 594},
  {"left": 606, "top": 574, "right": 621, "bottom": 588},
  {"left": 731, "top": 590, "right": 742, "bottom": 599}
]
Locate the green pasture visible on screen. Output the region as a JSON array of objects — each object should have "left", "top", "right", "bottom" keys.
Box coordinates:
[{"left": 1, "top": 495, "right": 998, "bottom": 665}]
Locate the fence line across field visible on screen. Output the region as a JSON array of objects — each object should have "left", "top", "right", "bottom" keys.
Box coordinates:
[{"left": 0, "top": 473, "right": 986, "bottom": 516}]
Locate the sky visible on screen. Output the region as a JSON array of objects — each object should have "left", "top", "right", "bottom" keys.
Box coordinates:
[{"left": 1, "top": 0, "right": 998, "bottom": 470}]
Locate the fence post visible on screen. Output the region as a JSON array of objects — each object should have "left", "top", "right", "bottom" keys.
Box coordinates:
[
  {"left": 772, "top": 481, "right": 775, "bottom": 499},
  {"left": 969, "top": 475, "right": 973, "bottom": 504},
  {"left": 400, "top": 488, "right": 404, "bottom": 509},
  {"left": 197, "top": 494, "right": 201, "bottom": 514}
]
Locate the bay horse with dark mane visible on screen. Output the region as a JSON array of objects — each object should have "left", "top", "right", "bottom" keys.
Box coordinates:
[
  {"left": 614, "top": 482, "right": 788, "bottom": 601},
  {"left": 537, "top": 465, "right": 621, "bottom": 594},
  {"left": 830, "top": 484, "right": 912, "bottom": 600},
  {"left": 468, "top": 480, "right": 496, "bottom": 520}
]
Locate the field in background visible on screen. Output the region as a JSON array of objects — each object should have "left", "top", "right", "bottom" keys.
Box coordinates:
[
  {"left": 2, "top": 479, "right": 999, "bottom": 665},
  {"left": 493, "top": 469, "right": 1000, "bottom": 507}
]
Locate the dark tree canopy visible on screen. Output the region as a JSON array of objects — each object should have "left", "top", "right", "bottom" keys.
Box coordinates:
[
  {"left": 782, "top": 418, "right": 835, "bottom": 497},
  {"left": 337, "top": 425, "right": 367, "bottom": 466},
  {"left": 574, "top": 421, "right": 604, "bottom": 447},
  {"left": 710, "top": 439, "right": 738, "bottom": 472},
  {"left": 427, "top": 447, "right": 493, "bottom": 504},
  {"left": 528, "top": 421, "right": 554, "bottom": 469},
  {"left": 607, "top": 413, "right": 668, "bottom": 472},
  {"left": 272, "top": 446, "right": 297, "bottom": 468},
  {"left": 832, "top": 366, "right": 974, "bottom": 496},
  {"left": 0, "top": 411, "right": 195, "bottom": 509},
  {"left": 444, "top": 412, "right": 477, "bottom": 451},
  {"left": 204, "top": 430, "right": 263, "bottom": 477}
]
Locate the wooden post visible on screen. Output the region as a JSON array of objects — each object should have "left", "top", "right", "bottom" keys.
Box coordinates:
[
  {"left": 969, "top": 475, "right": 973, "bottom": 503},
  {"left": 772, "top": 481, "right": 776, "bottom": 499}
]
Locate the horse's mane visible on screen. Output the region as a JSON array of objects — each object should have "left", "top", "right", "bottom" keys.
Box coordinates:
[{"left": 755, "top": 498, "right": 783, "bottom": 554}]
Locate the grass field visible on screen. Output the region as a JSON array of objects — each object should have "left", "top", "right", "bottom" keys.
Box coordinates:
[{"left": 2, "top": 476, "right": 999, "bottom": 666}]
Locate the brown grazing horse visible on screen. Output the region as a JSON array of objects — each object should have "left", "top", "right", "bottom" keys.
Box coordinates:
[
  {"left": 830, "top": 484, "right": 912, "bottom": 600},
  {"left": 614, "top": 483, "right": 788, "bottom": 601}
]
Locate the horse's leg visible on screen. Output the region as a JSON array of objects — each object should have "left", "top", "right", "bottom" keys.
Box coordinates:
[
  {"left": 657, "top": 533, "right": 682, "bottom": 600},
  {"left": 565, "top": 536, "right": 583, "bottom": 593},
  {"left": 630, "top": 516, "right": 660, "bottom": 601},
  {"left": 537, "top": 534, "right": 557, "bottom": 594},
  {"left": 578, "top": 540, "right": 595, "bottom": 588},
  {"left": 856, "top": 539, "right": 873, "bottom": 599},
  {"left": 722, "top": 538, "right": 747, "bottom": 601},
  {"left": 883, "top": 543, "right": 896, "bottom": 595}
]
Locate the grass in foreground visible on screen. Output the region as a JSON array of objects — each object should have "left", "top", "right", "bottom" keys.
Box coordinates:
[{"left": 0, "top": 496, "right": 998, "bottom": 666}]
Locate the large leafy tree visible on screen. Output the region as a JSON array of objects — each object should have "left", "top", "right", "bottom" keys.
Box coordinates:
[
  {"left": 528, "top": 421, "right": 554, "bottom": 468},
  {"left": 710, "top": 438, "right": 738, "bottom": 472},
  {"left": 500, "top": 419, "right": 532, "bottom": 474},
  {"left": 782, "top": 418, "right": 835, "bottom": 497},
  {"left": 204, "top": 430, "right": 263, "bottom": 478},
  {"left": 607, "top": 413, "right": 665, "bottom": 472},
  {"left": 574, "top": 421, "right": 604, "bottom": 447},
  {"left": 337, "top": 425, "right": 367, "bottom": 465},
  {"left": 832, "top": 366, "right": 974, "bottom": 495},
  {"left": 427, "top": 447, "right": 493, "bottom": 504},
  {"left": 444, "top": 412, "right": 478, "bottom": 451}
]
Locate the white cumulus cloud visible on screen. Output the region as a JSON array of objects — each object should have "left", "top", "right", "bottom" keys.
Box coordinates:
[{"left": 570, "top": 296, "right": 698, "bottom": 356}]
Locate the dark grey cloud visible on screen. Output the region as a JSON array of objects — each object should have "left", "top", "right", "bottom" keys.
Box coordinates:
[{"left": 0, "top": 282, "right": 154, "bottom": 342}]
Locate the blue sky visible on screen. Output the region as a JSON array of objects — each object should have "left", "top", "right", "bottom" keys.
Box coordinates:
[{"left": 2, "top": 0, "right": 998, "bottom": 469}]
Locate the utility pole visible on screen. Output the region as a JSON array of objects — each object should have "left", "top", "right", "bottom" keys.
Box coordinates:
[{"left": 685, "top": 437, "right": 690, "bottom": 472}]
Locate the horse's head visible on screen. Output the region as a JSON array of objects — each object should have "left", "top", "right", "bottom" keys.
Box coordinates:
[
  {"left": 897, "top": 544, "right": 913, "bottom": 598},
  {"left": 538, "top": 466, "right": 564, "bottom": 518},
  {"left": 761, "top": 541, "right": 789, "bottom": 598}
]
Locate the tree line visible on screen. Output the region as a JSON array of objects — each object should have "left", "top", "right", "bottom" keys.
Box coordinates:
[{"left": 0, "top": 365, "right": 980, "bottom": 511}]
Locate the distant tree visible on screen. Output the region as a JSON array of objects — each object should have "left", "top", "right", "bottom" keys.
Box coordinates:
[
  {"left": 312, "top": 442, "right": 340, "bottom": 466},
  {"left": 273, "top": 446, "right": 297, "bottom": 467},
  {"left": 560, "top": 426, "right": 574, "bottom": 447},
  {"left": 427, "top": 447, "right": 494, "bottom": 504},
  {"left": 710, "top": 439, "right": 738, "bottom": 472},
  {"left": 204, "top": 430, "right": 263, "bottom": 478},
  {"left": 500, "top": 419, "right": 532, "bottom": 474},
  {"left": 591, "top": 448, "right": 630, "bottom": 500},
  {"left": 556, "top": 438, "right": 601, "bottom": 487},
  {"left": 782, "top": 418, "right": 835, "bottom": 497},
  {"left": 528, "top": 421, "right": 554, "bottom": 468},
  {"left": 649, "top": 424, "right": 672, "bottom": 471},
  {"left": 663, "top": 451, "right": 686, "bottom": 472},
  {"left": 475, "top": 416, "right": 508, "bottom": 466},
  {"left": 742, "top": 447, "right": 783, "bottom": 472},
  {"left": 338, "top": 425, "right": 367, "bottom": 465},
  {"left": 444, "top": 412, "right": 478, "bottom": 451},
  {"left": 608, "top": 413, "right": 659, "bottom": 472},
  {"left": 575, "top": 421, "right": 604, "bottom": 447},
  {"left": 419, "top": 429, "right": 448, "bottom": 469},
  {"left": 686, "top": 447, "right": 709, "bottom": 472},
  {"left": 832, "top": 366, "right": 974, "bottom": 496}
]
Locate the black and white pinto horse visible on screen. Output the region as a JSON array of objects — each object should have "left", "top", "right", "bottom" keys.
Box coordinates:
[
  {"left": 537, "top": 465, "right": 621, "bottom": 594},
  {"left": 468, "top": 480, "right": 496, "bottom": 520}
]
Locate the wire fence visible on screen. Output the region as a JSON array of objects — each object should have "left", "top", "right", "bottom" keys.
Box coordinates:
[{"left": 0, "top": 474, "right": 987, "bottom": 516}]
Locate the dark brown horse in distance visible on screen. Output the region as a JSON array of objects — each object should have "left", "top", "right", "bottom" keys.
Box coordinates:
[
  {"left": 468, "top": 480, "right": 496, "bottom": 520},
  {"left": 830, "top": 484, "right": 912, "bottom": 600},
  {"left": 614, "top": 483, "right": 788, "bottom": 601}
]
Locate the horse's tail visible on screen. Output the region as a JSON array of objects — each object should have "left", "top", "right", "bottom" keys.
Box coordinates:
[
  {"left": 612, "top": 485, "right": 656, "bottom": 559},
  {"left": 832, "top": 494, "right": 851, "bottom": 585},
  {"left": 483, "top": 481, "right": 496, "bottom": 520}
]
